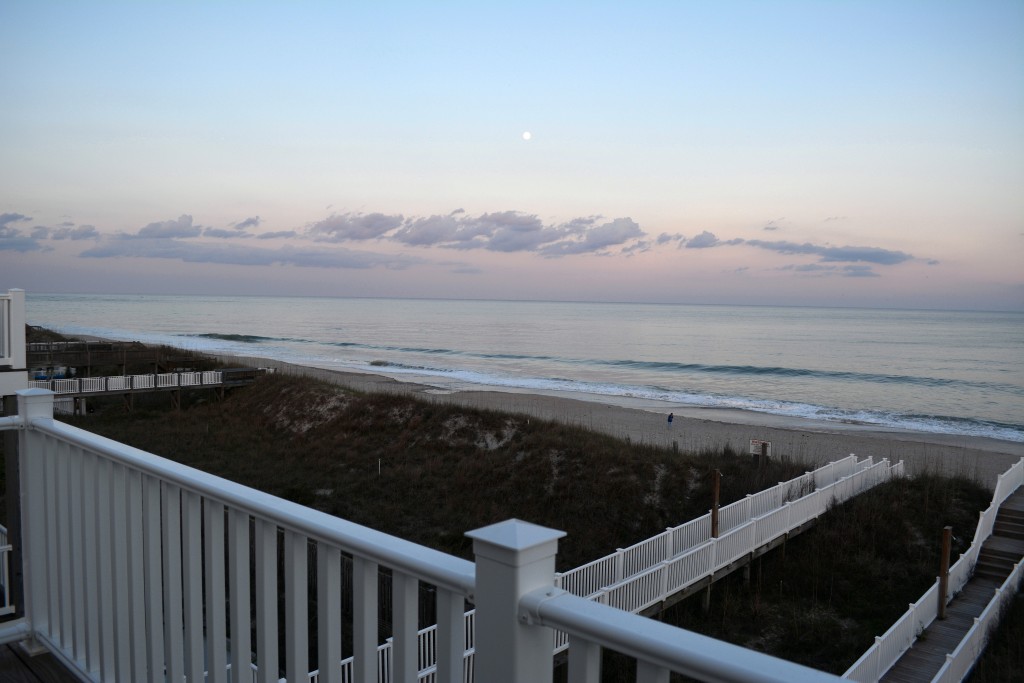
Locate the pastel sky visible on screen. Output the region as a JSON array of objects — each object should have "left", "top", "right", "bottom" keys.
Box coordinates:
[{"left": 2, "top": 1, "right": 1022, "bottom": 310}]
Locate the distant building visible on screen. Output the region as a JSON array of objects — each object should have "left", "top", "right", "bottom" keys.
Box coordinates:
[{"left": 0, "top": 288, "right": 28, "bottom": 399}]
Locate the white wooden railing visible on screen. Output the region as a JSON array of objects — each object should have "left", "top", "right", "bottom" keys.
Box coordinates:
[
  {"left": 931, "top": 557, "right": 1023, "bottom": 682},
  {"left": 553, "top": 457, "right": 901, "bottom": 643},
  {"left": 556, "top": 455, "right": 883, "bottom": 603},
  {"left": 0, "top": 388, "right": 843, "bottom": 683},
  {"left": 0, "top": 523, "right": 13, "bottom": 617},
  {"left": 29, "top": 371, "right": 224, "bottom": 394},
  {"left": 842, "top": 456, "right": 1024, "bottom": 682}
]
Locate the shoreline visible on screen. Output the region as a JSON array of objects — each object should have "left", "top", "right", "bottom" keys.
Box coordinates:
[{"left": 216, "top": 353, "right": 1024, "bottom": 488}]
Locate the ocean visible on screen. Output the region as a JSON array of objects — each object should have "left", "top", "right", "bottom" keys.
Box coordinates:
[{"left": 24, "top": 293, "right": 1024, "bottom": 444}]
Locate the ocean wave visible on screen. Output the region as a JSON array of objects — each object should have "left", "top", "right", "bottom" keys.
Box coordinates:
[
  {"left": 190, "top": 333, "right": 275, "bottom": 343},
  {"left": 362, "top": 361, "right": 1024, "bottom": 443},
  {"left": 313, "top": 338, "right": 1020, "bottom": 395}
]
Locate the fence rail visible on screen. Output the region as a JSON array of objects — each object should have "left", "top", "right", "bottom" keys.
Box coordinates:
[
  {"left": 842, "top": 456, "right": 1024, "bottom": 682},
  {"left": 28, "top": 371, "right": 224, "bottom": 394}
]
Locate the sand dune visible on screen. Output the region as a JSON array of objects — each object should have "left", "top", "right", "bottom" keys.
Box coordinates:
[{"left": 218, "top": 354, "right": 1024, "bottom": 488}]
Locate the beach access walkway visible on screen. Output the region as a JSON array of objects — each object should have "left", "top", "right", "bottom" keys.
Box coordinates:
[
  {"left": 878, "top": 487, "right": 1024, "bottom": 683},
  {"left": 27, "top": 368, "right": 262, "bottom": 411},
  {"left": 843, "top": 457, "right": 1024, "bottom": 683}
]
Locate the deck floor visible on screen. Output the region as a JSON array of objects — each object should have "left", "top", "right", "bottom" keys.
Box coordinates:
[{"left": 0, "top": 642, "right": 80, "bottom": 683}]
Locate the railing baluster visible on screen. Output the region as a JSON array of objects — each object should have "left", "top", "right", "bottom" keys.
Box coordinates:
[
  {"left": 56, "top": 441, "right": 73, "bottom": 647},
  {"left": 285, "top": 530, "right": 309, "bottom": 683},
  {"left": 392, "top": 571, "right": 418, "bottom": 681},
  {"left": 162, "top": 482, "right": 184, "bottom": 683},
  {"left": 82, "top": 451, "right": 102, "bottom": 672},
  {"left": 353, "top": 557, "right": 379, "bottom": 683},
  {"left": 637, "top": 660, "right": 670, "bottom": 683},
  {"left": 96, "top": 456, "right": 117, "bottom": 678},
  {"left": 183, "top": 490, "right": 205, "bottom": 682},
  {"left": 110, "top": 462, "right": 132, "bottom": 681},
  {"left": 68, "top": 443, "right": 87, "bottom": 662},
  {"left": 126, "top": 469, "right": 148, "bottom": 679},
  {"left": 43, "top": 435, "right": 60, "bottom": 639},
  {"left": 436, "top": 588, "right": 464, "bottom": 683},
  {"left": 229, "top": 509, "right": 251, "bottom": 683},
  {"left": 567, "top": 636, "right": 601, "bottom": 683},
  {"left": 317, "top": 544, "right": 342, "bottom": 683},
  {"left": 205, "top": 501, "right": 228, "bottom": 683},
  {"left": 143, "top": 475, "right": 165, "bottom": 678},
  {"left": 254, "top": 519, "right": 278, "bottom": 683}
]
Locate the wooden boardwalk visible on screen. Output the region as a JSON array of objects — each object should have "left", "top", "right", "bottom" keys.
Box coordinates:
[{"left": 880, "top": 488, "right": 1024, "bottom": 682}]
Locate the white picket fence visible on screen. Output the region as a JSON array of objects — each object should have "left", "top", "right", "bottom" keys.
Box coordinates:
[
  {"left": 29, "top": 371, "right": 223, "bottom": 394},
  {"left": 842, "top": 456, "right": 1024, "bottom": 682}
]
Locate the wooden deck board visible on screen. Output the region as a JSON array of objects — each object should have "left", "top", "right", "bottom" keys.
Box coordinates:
[{"left": 0, "top": 643, "right": 81, "bottom": 683}]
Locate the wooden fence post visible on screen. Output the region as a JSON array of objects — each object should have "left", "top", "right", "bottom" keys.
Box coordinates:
[{"left": 938, "top": 526, "right": 952, "bottom": 619}]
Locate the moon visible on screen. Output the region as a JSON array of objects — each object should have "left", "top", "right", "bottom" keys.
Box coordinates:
[{"left": 522, "top": 131, "right": 532, "bottom": 141}]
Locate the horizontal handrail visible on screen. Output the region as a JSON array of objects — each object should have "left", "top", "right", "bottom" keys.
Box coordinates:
[{"left": 521, "top": 588, "right": 842, "bottom": 683}]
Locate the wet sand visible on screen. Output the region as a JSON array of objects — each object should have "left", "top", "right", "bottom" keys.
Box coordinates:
[{"left": 217, "top": 354, "right": 1024, "bottom": 489}]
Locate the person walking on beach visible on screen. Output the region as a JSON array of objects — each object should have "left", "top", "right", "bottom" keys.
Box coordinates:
[{"left": 667, "top": 412, "right": 674, "bottom": 431}]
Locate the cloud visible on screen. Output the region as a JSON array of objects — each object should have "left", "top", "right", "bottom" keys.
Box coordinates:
[
  {"left": 31, "top": 224, "right": 100, "bottom": 241},
  {"left": 203, "top": 227, "right": 252, "bottom": 239},
  {"left": 54, "top": 225, "right": 100, "bottom": 240},
  {"left": 80, "top": 239, "right": 422, "bottom": 270},
  {"left": 130, "top": 215, "right": 203, "bottom": 239},
  {"left": 686, "top": 231, "right": 721, "bottom": 248},
  {"left": 745, "top": 239, "right": 913, "bottom": 265},
  {"left": 0, "top": 214, "right": 46, "bottom": 251},
  {"left": 780, "top": 263, "right": 880, "bottom": 278},
  {"left": 656, "top": 232, "right": 686, "bottom": 246},
  {"left": 386, "top": 210, "right": 644, "bottom": 256},
  {"left": 539, "top": 217, "right": 643, "bottom": 256},
  {"left": 233, "top": 216, "right": 262, "bottom": 230},
  {"left": 0, "top": 229, "right": 46, "bottom": 252},
  {"left": 0, "top": 213, "right": 32, "bottom": 229},
  {"left": 309, "top": 212, "right": 405, "bottom": 241},
  {"left": 257, "top": 230, "right": 298, "bottom": 239}
]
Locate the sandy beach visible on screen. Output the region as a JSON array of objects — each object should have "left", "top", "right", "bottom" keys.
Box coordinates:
[{"left": 217, "top": 354, "right": 1024, "bottom": 489}]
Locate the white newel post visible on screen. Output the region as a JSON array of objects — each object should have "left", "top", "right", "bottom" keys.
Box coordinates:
[
  {"left": 467, "top": 519, "right": 565, "bottom": 683},
  {"left": 17, "top": 389, "right": 55, "bottom": 643}
]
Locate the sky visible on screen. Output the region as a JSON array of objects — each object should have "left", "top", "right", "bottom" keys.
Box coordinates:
[{"left": 1, "top": 1, "right": 1022, "bottom": 310}]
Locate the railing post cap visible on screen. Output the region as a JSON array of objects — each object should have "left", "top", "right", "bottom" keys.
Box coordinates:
[
  {"left": 16, "top": 387, "right": 55, "bottom": 421},
  {"left": 467, "top": 518, "right": 565, "bottom": 567}
]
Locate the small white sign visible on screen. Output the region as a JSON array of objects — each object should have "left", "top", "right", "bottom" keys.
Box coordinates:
[{"left": 749, "top": 439, "right": 772, "bottom": 457}]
